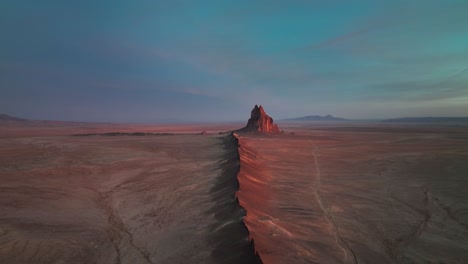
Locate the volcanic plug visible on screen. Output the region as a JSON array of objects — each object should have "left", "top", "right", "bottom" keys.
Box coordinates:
[{"left": 238, "top": 105, "right": 280, "bottom": 133}]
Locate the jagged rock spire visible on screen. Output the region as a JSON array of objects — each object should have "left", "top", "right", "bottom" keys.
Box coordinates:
[{"left": 238, "top": 104, "right": 280, "bottom": 133}]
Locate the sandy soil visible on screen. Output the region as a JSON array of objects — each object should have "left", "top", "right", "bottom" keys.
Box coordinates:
[
  {"left": 236, "top": 126, "right": 468, "bottom": 263},
  {"left": 0, "top": 130, "right": 257, "bottom": 264}
]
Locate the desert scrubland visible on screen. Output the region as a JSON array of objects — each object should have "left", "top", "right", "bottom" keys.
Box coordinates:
[{"left": 1, "top": 123, "right": 468, "bottom": 264}]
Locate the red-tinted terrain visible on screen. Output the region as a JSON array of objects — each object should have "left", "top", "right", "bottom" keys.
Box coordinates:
[
  {"left": 235, "top": 125, "right": 468, "bottom": 263},
  {"left": 1, "top": 117, "right": 468, "bottom": 263}
]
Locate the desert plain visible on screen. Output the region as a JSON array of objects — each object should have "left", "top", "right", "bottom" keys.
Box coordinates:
[{"left": 1, "top": 121, "right": 468, "bottom": 264}]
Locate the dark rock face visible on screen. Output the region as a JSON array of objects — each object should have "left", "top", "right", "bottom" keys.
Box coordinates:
[{"left": 238, "top": 105, "right": 280, "bottom": 133}]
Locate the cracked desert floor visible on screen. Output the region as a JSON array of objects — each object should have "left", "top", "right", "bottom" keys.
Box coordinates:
[{"left": 1, "top": 123, "right": 468, "bottom": 263}]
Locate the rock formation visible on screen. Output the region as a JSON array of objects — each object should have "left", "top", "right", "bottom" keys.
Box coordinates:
[{"left": 238, "top": 105, "right": 280, "bottom": 133}]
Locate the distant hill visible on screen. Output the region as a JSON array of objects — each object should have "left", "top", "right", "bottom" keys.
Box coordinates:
[
  {"left": 0, "top": 114, "right": 28, "bottom": 122},
  {"left": 283, "top": 114, "right": 347, "bottom": 121},
  {"left": 382, "top": 117, "right": 468, "bottom": 123}
]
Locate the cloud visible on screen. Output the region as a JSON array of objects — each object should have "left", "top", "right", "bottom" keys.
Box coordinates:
[
  {"left": 2, "top": 0, "right": 468, "bottom": 121},
  {"left": 302, "top": 27, "right": 376, "bottom": 50},
  {"left": 361, "top": 76, "right": 468, "bottom": 103}
]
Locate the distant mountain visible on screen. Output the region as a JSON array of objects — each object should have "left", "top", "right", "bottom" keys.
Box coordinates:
[
  {"left": 0, "top": 114, "right": 28, "bottom": 122},
  {"left": 283, "top": 114, "right": 347, "bottom": 121},
  {"left": 382, "top": 117, "right": 468, "bottom": 123}
]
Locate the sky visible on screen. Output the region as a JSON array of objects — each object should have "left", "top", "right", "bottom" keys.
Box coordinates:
[{"left": 1, "top": 0, "right": 468, "bottom": 122}]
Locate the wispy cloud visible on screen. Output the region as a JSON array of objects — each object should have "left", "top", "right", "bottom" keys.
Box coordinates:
[{"left": 2, "top": 0, "right": 468, "bottom": 121}]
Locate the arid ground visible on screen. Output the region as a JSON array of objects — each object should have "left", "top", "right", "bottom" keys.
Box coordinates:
[
  {"left": 0, "top": 123, "right": 256, "bottom": 264},
  {"left": 237, "top": 124, "right": 468, "bottom": 264},
  {"left": 1, "top": 122, "right": 468, "bottom": 263}
]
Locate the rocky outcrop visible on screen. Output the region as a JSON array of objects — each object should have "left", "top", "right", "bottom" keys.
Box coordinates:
[{"left": 238, "top": 105, "right": 280, "bottom": 133}]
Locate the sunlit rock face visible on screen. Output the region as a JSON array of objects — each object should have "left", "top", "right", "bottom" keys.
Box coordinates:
[{"left": 239, "top": 105, "right": 280, "bottom": 133}]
